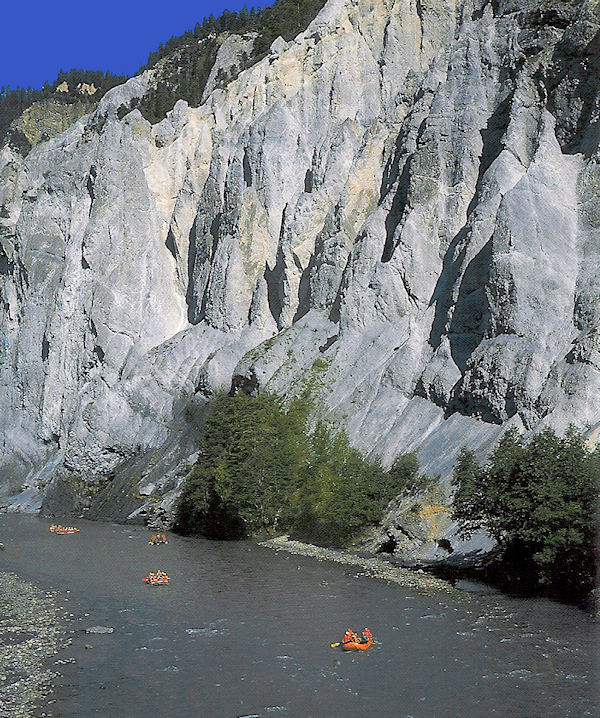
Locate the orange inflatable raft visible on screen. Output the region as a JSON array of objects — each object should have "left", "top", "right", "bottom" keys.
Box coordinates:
[
  {"left": 49, "top": 524, "right": 80, "bottom": 534},
  {"left": 341, "top": 639, "right": 374, "bottom": 651},
  {"left": 143, "top": 571, "right": 171, "bottom": 585}
]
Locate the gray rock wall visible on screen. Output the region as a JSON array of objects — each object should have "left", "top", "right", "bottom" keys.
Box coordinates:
[{"left": 0, "top": 0, "right": 598, "bottom": 514}]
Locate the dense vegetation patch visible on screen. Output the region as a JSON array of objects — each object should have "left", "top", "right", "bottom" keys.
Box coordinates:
[
  {"left": 175, "top": 392, "right": 423, "bottom": 547},
  {"left": 452, "top": 427, "right": 599, "bottom": 601},
  {"left": 142, "top": 0, "right": 327, "bottom": 71},
  {"left": 0, "top": 70, "right": 127, "bottom": 144},
  {"left": 136, "top": 0, "right": 327, "bottom": 123}
]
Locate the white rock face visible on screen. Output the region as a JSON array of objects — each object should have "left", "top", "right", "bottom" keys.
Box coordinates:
[{"left": 0, "top": 0, "right": 598, "bottom": 511}]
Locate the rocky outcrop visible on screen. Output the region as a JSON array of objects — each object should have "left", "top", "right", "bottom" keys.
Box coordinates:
[
  {"left": 0, "top": 0, "right": 598, "bottom": 523},
  {"left": 8, "top": 99, "right": 97, "bottom": 150},
  {"left": 361, "top": 488, "right": 497, "bottom": 568}
]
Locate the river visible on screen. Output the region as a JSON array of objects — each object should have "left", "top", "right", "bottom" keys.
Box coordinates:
[{"left": 1, "top": 514, "right": 598, "bottom": 717}]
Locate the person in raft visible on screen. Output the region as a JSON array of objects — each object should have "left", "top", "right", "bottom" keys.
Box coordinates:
[
  {"left": 343, "top": 629, "right": 358, "bottom": 644},
  {"left": 361, "top": 628, "right": 373, "bottom": 643}
]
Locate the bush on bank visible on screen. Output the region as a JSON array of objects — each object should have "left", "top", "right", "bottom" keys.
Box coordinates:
[
  {"left": 175, "top": 392, "right": 421, "bottom": 546},
  {"left": 452, "top": 427, "right": 599, "bottom": 600}
]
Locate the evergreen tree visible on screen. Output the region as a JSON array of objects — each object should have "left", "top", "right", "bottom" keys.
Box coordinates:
[
  {"left": 176, "top": 391, "right": 398, "bottom": 547},
  {"left": 386, "top": 452, "right": 432, "bottom": 497},
  {"left": 452, "top": 427, "right": 598, "bottom": 599}
]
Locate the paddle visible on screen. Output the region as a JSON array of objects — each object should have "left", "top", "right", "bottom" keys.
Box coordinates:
[{"left": 331, "top": 640, "right": 380, "bottom": 648}]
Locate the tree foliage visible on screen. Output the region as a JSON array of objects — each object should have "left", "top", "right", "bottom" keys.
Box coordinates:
[
  {"left": 289, "top": 422, "right": 387, "bottom": 546},
  {"left": 0, "top": 70, "right": 127, "bottom": 142},
  {"left": 141, "top": 0, "right": 327, "bottom": 72},
  {"left": 176, "top": 392, "right": 308, "bottom": 538},
  {"left": 176, "top": 392, "right": 413, "bottom": 547},
  {"left": 136, "top": 0, "right": 327, "bottom": 123},
  {"left": 386, "top": 452, "right": 434, "bottom": 497},
  {"left": 452, "top": 427, "right": 599, "bottom": 598}
]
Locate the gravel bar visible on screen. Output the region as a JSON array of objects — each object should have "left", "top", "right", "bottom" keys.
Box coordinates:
[
  {"left": 0, "top": 572, "right": 70, "bottom": 718},
  {"left": 260, "top": 536, "right": 456, "bottom": 594}
]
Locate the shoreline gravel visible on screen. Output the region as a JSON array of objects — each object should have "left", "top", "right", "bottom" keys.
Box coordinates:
[
  {"left": 0, "top": 572, "right": 70, "bottom": 718},
  {"left": 260, "top": 535, "right": 457, "bottom": 594}
]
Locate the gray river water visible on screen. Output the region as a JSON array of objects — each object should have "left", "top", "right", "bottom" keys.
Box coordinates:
[{"left": 1, "top": 514, "right": 598, "bottom": 718}]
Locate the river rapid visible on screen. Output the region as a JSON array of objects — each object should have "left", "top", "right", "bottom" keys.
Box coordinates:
[{"left": 0, "top": 514, "right": 598, "bottom": 718}]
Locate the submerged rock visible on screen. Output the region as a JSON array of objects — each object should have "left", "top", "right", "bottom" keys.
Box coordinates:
[{"left": 85, "top": 626, "right": 114, "bottom": 634}]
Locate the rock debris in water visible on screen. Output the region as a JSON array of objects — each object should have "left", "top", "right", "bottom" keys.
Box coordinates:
[
  {"left": 85, "top": 625, "right": 114, "bottom": 634},
  {"left": 261, "top": 536, "right": 455, "bottom": 594}
]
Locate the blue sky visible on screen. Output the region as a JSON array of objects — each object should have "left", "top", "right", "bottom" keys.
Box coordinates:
[{"left": 3, "top": 0, "right": 266, "bottom": 90}]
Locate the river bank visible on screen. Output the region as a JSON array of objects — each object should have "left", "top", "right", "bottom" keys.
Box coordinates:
[
  {"left": 260, "top": 535, "right": 455, "bottom": 595},
  {"left": 0, "top": 572, "right": 71, "bottom": 717},
  {"left": 261, "top": 534, "right": 599, "bottom": 616}
]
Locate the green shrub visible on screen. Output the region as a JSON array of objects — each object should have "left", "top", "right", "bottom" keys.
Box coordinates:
[
  {"left": 386, "top": 452, "right": 434, "bottom": 497},
  {"left": 288, "top": 423, "right": 387, "bottom": 546},
  {"left": 452, "top": 427, "right": 599, "bottom": 599},
  {"left": 176, "top": 391, "right": 409, "bottom": 546}
]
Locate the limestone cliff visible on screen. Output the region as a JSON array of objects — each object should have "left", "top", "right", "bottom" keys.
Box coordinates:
[{"left": 0, "top": 0, "right": 598, "bottom": 526}]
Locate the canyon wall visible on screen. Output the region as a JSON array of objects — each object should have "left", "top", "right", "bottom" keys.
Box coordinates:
[{"left": 0, "top": 0, "right": 598, "bottom": 520}]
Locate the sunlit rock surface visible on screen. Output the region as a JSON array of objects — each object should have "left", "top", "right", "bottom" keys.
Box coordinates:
[{"left": 0, "top": 0, "right": 598, "bottom": 522}]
